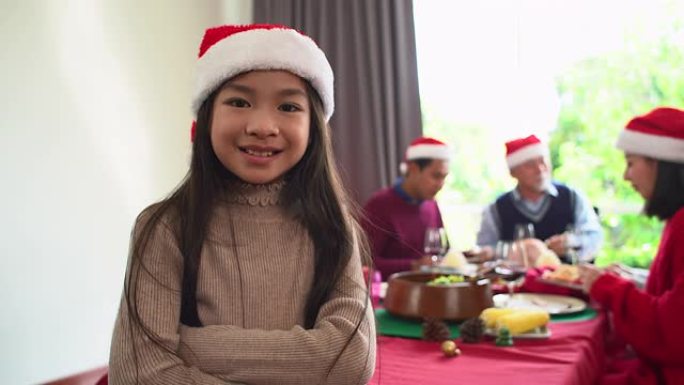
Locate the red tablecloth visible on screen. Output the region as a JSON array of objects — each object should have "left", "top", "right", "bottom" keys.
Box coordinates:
[{"left": 370, "top": 313, "right": 607, "bottom": 385}]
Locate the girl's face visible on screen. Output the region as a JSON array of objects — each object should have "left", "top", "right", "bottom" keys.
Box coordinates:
[
  {"left": 210, "top": 70, "right": 311, "bottom": 184},
  {"left": 623, "top": 153, "right": 658, "bottom": 200}
]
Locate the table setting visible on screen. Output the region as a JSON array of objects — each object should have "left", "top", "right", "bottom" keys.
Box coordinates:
[{"left": 366, "top": 226, "right": 606, "bottom": 385}]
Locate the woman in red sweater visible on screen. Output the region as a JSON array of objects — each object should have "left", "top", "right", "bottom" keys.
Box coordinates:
[{"left": 580, "top": 107, "right": 684, "bottom": 385}]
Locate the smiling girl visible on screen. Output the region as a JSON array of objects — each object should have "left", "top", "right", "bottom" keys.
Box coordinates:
[{"left": 108, "top": 24, "right": 375, "bottom": 385}]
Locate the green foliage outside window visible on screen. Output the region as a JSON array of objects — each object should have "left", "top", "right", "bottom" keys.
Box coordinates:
[{"left": 425, "top": 16, "right": 683, "bottom": 268}]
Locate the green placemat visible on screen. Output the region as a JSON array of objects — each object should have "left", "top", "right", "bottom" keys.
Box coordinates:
[
  {"left": 375, "top": 308, "right": 461, "bottom": 339},
  {"left": 375, "top": 307, "right": 597, "bottom": 339},
  {"left": 551, "top": 307, "right": 597, "bottom": 322}
]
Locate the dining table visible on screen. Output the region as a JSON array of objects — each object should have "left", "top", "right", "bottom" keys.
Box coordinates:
[{"left": 368, "top": 284, "right": 608, "bottom": 385}]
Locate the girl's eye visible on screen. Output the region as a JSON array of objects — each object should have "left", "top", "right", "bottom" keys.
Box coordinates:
[
  {"left": 226, "top": 98, "right": 250, "bottom": 108},
  {"left": 279, "top": 103, "right": 301, "bottom": 113}
]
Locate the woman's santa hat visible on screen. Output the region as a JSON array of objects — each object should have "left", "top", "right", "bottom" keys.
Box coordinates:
[
  {"left": 399, "top": 137, "right": 451, "bottom": 174},
  {"left": 616, "top": 107, "right": 684, "bottom": 164},
  {"left": 505, "top": 135, "right": 549, "bottom": 169},
  {"left": 192, "top": 24, "right": 334, "bottom": 121}
]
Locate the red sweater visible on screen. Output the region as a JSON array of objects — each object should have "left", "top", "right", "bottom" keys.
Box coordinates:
[
  {"left": 591, "top": 207, "right": 684, "bottom": 385},
  {"left": 362, "top": 186, "right": 444, "bottom": 280}
]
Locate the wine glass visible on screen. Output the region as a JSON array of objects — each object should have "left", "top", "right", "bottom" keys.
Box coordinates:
[
  {"left": 424, "top": 227, "right": 448, "bottom": 265},
  {"left": 514, "top": 223, "right": 535, "bottom": 240},
  {"left": 493, "top": 240, "right": 512, "bottom": 263},
  {"left": 565, "top": 224, "right": 582, "bottom": 265},
  {"left": 513, "top": 223, "right": 535, "bottom": 267},
  {"left": 494, "top": 240, "right": 526, "bottom": 304}
]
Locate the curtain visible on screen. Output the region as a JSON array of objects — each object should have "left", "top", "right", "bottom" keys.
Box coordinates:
[{"left": 253, "top": 0, "right": 422, "bottom": 204}]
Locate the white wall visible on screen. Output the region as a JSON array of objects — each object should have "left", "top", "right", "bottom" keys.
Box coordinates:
[{"left": 0, "top": 1, "right": 252, "bottom": 383}]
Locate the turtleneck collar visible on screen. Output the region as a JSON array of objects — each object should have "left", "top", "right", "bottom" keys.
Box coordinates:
[{"left": 222, "top": 180, "right": 285, "bottom": 207}]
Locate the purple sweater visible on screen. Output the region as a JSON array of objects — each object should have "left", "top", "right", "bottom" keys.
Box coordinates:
[{"left": 362, "top": 186, "right": 444, "bottom": 280}]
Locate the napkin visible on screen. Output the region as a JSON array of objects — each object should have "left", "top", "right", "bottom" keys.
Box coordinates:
[{"left": 522, "top": 267, "right": 585, "bottom": 297}]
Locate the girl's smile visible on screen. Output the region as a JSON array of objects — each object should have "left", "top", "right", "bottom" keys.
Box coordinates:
[
  {"left": 210, "top": 70, "right": 311, "bottom": 184},
  {"left": 239, "top": 145, "right": 282, "bottom": 165}
]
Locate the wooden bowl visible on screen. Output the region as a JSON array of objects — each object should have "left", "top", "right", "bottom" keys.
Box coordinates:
[{"left": 384, "top": 271, "right": 494, "bottom": 321}]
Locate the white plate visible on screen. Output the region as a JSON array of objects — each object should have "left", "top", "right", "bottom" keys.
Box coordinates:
[
  {"left": 537, "top": 277, "right": 584, "bottom": 291},
  {"left": 493, "top": 293, "right": 587, "bottom": 315},
  {"left": 484, "top": 326, "right": 551, "bottom": 339}
]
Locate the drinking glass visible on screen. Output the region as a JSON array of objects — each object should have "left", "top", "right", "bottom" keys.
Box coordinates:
[
  {"left": 513, "top": 223, "right": 535, "bottom": 268},
  {"left": 493, "top": 240, "right": 526, "bottom": 305},
  {"left": 514, "top": 223, "right": 535, "bottom": 241},
  {"left": 565, "top": 224, "right": 582, "bottom": 265},
  {"left": 494, "top": 240, "right": 512, "bottom": 262},
  {"left": 424, "top": 227, "right": 448, "bottom": 264}
]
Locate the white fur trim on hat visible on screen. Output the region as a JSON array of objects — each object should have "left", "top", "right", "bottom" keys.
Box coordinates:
[
  {"left": 616, "top": 129, "right": 684, "bottom": 163},
  {"left": 506, "top": 143, "right": 549, "bottom": 169},
  {"left": 193, "top": 28, "right": 334, "bottom": 121},
  {"left": 406, "top": 144, "right": 451, "bottom": 160}
]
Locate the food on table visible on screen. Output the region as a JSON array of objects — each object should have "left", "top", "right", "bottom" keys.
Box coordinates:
[
  {"left": 440, "top": 249, "right": 467, "bottom": 269},
  {"left": 459, "top": 317, "right": 486, "bottom": 343},
  {"left": 508, "top": 238, "right": 551, "bottom": 266},
  {"left": 496, "top": 310, "right": 550, "bottom": 335},
  {"left": 441, "top": 340, "right": 461, "bottom": 357},
  {"left": 422, "top": 317, "right": 451, "bottom": 341},
  {"left": 481, "top": 307, "right": 550, "bottom": 335},
  {"left": 384, "top": 271, "right": 494, "bottom": 321},
  {"left": 427, "top": 274, "right": 465, "bottom": 285},
  {"left": 480, "top": 307, "right": 517, "bottom": 329},
  {"left": 535, "top": 250, "right": 561, "bottom": 268},
  {"left": 543, "top": 264, "right": 580, "bottom": 283}
]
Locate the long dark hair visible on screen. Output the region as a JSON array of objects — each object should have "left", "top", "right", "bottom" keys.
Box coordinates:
[
  {"left": 124, "top": 77, "right": 371, "bottom": 377},
  {"left": 644, "top": 159, "right": 684, "bottom": 220}
]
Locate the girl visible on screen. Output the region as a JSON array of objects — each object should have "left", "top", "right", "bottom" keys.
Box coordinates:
[
  {"left": 579, "top": 107, "right": 684, "bottom": 385},
  {"left": 109, "top": 24, "right": 376, "bottom": 384}
]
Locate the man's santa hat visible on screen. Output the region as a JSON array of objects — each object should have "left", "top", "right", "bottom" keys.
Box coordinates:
[
  {"left": 191, "top": 24, "right": 334, "bottom": 133},
  {"left": 399, "top": 137, "right": 451, "bottom": 174},
  {"left": 616, "top": 107, "right": 684, "bottom": 164},
  {"left": 505, "top": 135, "right": 549, "bottom": 169}
]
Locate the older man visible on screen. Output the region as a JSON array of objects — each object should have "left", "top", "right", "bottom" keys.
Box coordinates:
[
  {"left": 476, "top": 135, "right": 602, "bottom": 263},
  {"left": 363, "top": 137, "right": 451, "bottom": 280}
]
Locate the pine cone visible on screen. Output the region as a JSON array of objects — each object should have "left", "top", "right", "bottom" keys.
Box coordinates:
[
  {"left": 422, "top": 317, "right": 451, "bottom": 341},
  {"left": 460, "top": 317, "right": 485, "bottom": 343}
]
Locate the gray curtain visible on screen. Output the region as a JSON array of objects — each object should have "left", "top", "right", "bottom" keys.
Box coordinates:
[{"left": 253, "top": 0, "right": 422, "bottom": 204}]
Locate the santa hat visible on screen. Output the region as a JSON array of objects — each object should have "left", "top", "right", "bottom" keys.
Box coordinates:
[
  {"left": 505, "top": 135, "right": 549, "bottom": 169},
  {"left": 192, "top": 24, "right": 334, "bottom": 121},
  {"left": 399, "top": 137, "right": 451, "bottom": 174},
  {"left": 616, "top": 107, "right": 684, "bottom": 164}
]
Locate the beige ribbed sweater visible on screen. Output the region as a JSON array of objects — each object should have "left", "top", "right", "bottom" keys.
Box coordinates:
[{"left": 109, "top": 183, "right": 376, "bottom": 385}]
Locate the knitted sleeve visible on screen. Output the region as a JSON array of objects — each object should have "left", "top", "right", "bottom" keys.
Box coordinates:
[
  {"left": 108, "top": 211, "right": 236, "bottom": 385},
  {"left": 590, "top": 216, "right": 684, "bottom": 366},
  {"left": 176, "top": 236, "right": 376, "bottom": 385},
  {"left": 591, "top": 273, "right": 684, "bottom": 365}
]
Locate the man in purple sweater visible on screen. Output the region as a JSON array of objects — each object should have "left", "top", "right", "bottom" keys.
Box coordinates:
[{"left": 362, "top": 137, "right": 451, "bottom": 280}]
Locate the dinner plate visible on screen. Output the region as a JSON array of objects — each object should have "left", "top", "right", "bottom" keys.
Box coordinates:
[
  {"left": 493, "top": 293, "right": 587, "bottom": 315},
  {"left": 536, "top": 277, "right": 584, "bottom": 291},
  {"left": 484, "top": 326, "right": 551, "bottom": 339}
]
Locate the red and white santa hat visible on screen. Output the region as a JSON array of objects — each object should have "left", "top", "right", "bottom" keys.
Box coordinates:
[
  {"left": 616, "top": 107, "right": 684, "bottom": 164},
  {"left": 192, "top": 24, "right": 334, "bottom": 121},
  {"left": 399, "top": 137, "right": 451, "bottom": 173},
  {"left": 505, "top": 135, "right": 549, "bottom": 169}
]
